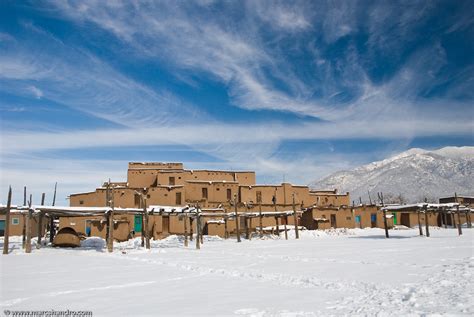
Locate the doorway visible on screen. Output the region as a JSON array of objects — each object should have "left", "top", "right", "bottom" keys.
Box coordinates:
[
  {"left": 163, "top": 216, "right": 170, "bottom": 234},
  {"left": 370, "top": 213, "right": 377, "bottom": 228},
  {"left": 400, "top": 213, "right": 410, "bottom": 227},
  {"left": 134, "top": 215, "right": 142, "bottom": 233}
]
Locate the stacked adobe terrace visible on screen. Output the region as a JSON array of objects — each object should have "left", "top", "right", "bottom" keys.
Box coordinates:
[{"left": 69, "top": 162, "right": 350, "bottom": 211}]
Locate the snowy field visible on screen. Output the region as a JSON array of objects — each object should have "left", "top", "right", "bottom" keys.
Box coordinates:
[{"left": 1, "top": 228, "right": 473, "bottom": 316}]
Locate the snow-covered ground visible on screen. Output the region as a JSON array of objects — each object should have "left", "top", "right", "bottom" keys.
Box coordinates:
[{"left": 1, "top": 228, "right": 473, "bottom": 316}]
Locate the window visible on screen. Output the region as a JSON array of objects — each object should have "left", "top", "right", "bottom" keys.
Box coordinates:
[
  {"left": 202, "top": 188, "right": 208, "bottom": 199},
  {"left": 169, "top": 177, "right": 175, "bottom": 186},
  {"left": 256, "top": 191, "right": 262, "bottom": 203},
  {"left": 176, "top": 192, "right": 182, "bottom": 205},
  {"left": 346, "top": 217, "right": 351, "bottom": 220},
  {"left": 79, "top": 200, "right": 84, "bottom": 205},
  {"left": 227, "top": 189, "right": 232, "bottom": 200},
  {"left": 134, "top": 194, "right": 141, "bottom": 207},
  {"left": 12, "top": 217, "right": 19, "bottom": 225}
]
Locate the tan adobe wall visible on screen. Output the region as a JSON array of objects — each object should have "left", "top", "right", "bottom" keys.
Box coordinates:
[
  {"left": 239, "top": 184, "right": 311, "bottom": 208},
  {"left": 353, "top": 205, "right": 384, "bottom": 228},
  {"left": 310, "top": 192, "right": 350, "bottom": 207},
  {"left": 234, "top": 172, "right": 256, "bottom": 186},
  {"left": 70, "top": 188, "right": 137, "bottom": 208},
  {"left": 0, "top": 214, "right": 46, "bottom": 237},
  {"left": 189, "top": 170, "right": 255, "bottom": 185},
  {"left": 58, "top": 215, "right": 135, "bottom": 241},
  {"left": 70, "top": 190, "right": 107, "bottom": 207},
  {"left": 156, "top": 170, "right": 192, "bottom": 186},
  {"left": 128, "top": 169, "right": 160, "bottom": 188},
  {"left": 147, "top": 186, "right": 186, "bottom": 206},
  {"left": 240, "top": 185, "right": 287, "bottom": 205},
  {"left": 302, "top": 207, "right": 387, "bottom": 230},
  {"left": 185, "top": 181, "right": 239, "bottom": 206}
]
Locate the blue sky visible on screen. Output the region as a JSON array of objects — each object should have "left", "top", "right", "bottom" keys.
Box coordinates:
[{"left": 1, "top": 0, "right": 473, "bottom": 205}]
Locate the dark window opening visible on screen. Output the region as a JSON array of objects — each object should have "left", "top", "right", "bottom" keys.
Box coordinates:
[{"left": 176, "top": 192, "right": 182, "bottom": 205}]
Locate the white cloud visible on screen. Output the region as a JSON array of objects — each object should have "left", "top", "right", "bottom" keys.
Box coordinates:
[{"left": 27, "top": 85, "right": 43, "bottom": 99}]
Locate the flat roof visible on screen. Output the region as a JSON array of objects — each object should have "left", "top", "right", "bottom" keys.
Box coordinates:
[
  {"left": 186, "top": 180, "right": 239, "bottom": 184},
  {"left": 310, "top": 193, "right": 349, "bottom": 196},
  {"left": 240, "top": 183, "right": 309, "bottom": 188},
  {"left": 439, "top": 196, "right": 474, "bottom": 199},
  {"left": 190, "top": 169, "right": 255, "bottom": 173}
]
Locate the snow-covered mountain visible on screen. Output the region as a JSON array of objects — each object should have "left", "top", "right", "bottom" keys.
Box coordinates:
[{"left": 310, "top": 146, "right": 474, "bottom": 203}]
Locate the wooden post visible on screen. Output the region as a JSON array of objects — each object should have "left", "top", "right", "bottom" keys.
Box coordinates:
[
  {"left": 37, "top": 193, "right": 46, "bottom": 248},
  {"left": 424, "top": 210, "right": 430, "bottom": 238},
  {"left": 2, "top": 186, "right": 12, "bottom": 255},
  {"left": 224, "top": 217, "right": 229, "bottom": 239},
  {"left": 184, "top": 213, "right": 189, "bottom": 247},
  {"left": 292, "top": 194, "right": 299, "bottom": 239},
  {"left": 284, "top": 215, "right": 288, "bottom": 240},
  {"left": 259, "top": 203, "right": 263, "bottom": 238},
  {"left": 22, "top": 214, "right": 26, "bottom": 249},
  {"left": 378, "top": 193, "right": 389, "bottom": 238},
  {"left": 275, "top": 217, "right": 280, "bottom": 236},
  {"left": 234, "top": 194, "right": 241, "bottom": 242},
  {"left": 442, "top": 212, "right": 447, "bottom": 229},
  {"left": 22, "top": 186, "right": 27, "bottom": 248},
  {"left": 456, "top": 205, "right": 463, "bottom": 236},
  {"left": 382, "top": 209, "right": 389, "bottom": 238},
  {"left": 244, "top": 216, "right": 249, "bottom": 240},
  {"left": 144, "top": 199, "right": 150, "bottom": 250},
  {"left": 138, "top": 190, "right": 145, "bottom": 247},
  {"left": 189, "top": 218, "right": 194, "bottom": 241},
  {"left": 200, "top": 218, "right": 204, "bottom": 245},
  {"left": 417, "top": 210, "right": 423, "bottom": 236},
  {"left": 107, "top": 184, "right": 114, "bottom": 253},
  {"left": 249, "top": 217, "right": 253, "bottom": 240},
  {"left": 467, "top": 210, "right": 472, "bottom": 228},
  {"left": 25, "top": 195, "right": 33, "bottom": 253},
  {"left": 49, "top": 182, "right": 57, "bottom": 243},
  {"left": 195, "top": 206, "right": 201, "bottom": 250}
]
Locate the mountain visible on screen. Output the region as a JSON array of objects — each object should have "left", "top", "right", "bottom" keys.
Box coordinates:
[{"left": 310, "top": 146, "right": 474, "bottom": 203}]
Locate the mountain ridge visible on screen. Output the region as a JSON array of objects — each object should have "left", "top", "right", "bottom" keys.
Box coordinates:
[{"left": 310, "top": 146, "right": 474, "bottom": 203}]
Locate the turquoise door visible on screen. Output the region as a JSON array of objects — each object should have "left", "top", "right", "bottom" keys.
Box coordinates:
[
  {"left": 0, "top": 220, "right": 5, "bottom": 236},
  {"left": 134, "top": 215, "right": 142, "bottom": 232}
]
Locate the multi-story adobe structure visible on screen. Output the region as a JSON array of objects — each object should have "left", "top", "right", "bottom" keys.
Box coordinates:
[
  {"left": 70, "top": 162, "right": 350, "bottom": 211},
  {"left": 64, "top": 162, "right": 352, "bottom": 239}
]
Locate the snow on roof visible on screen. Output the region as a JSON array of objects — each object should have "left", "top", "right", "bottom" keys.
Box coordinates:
[
  {"left": 314, "top": 218, "right": 329, "bottom": 222},
  {"left": 207, "top": 219, "right": 225, "bottom": 224}
]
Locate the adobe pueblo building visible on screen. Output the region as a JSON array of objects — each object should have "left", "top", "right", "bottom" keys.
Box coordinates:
[
  {"left": 2, "top": 162, "right": 470, "bottom": 250},
  {"left": 70, "top": 162, "right": 349, "bottom": 211},
  {"left": 64, "top": 162, "right": 353, "bottom": 239}
]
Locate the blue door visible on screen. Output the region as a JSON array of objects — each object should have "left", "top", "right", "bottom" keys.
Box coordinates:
[{"left": 134, "top": 215, "right": 142, "bottom": 232}]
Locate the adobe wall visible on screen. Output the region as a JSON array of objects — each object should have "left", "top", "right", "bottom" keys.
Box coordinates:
[
  {"left": 310, "top": 192, "right": 350, "bottom": 207},
  {"left": 0, "top": 214, "right": 46, "bottom": 237},
  {"left": 185, "top": 181, "right": 239, "bottom": 207},
  {"left": 70, "top": 190, "right": 106, "bottom": 207}
]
